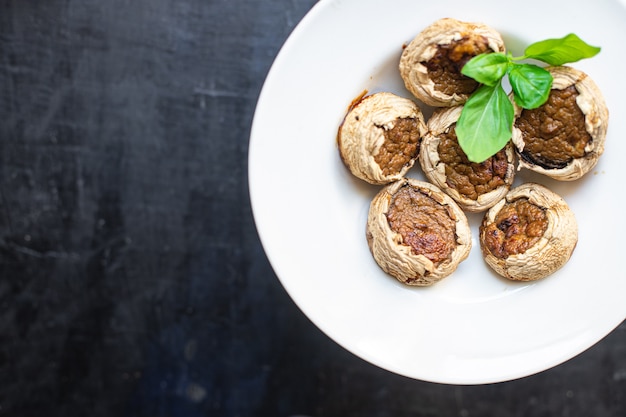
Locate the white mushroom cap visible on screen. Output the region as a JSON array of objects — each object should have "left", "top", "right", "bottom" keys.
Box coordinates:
[
  {"left": 366, "top": 178, "right": 472, "bottom": 286},
  {"left": 338, "top": 92, "right": 427, "bottom": 185},
  {"left": 399, "top": 18, "right": 505, "bottom": 107},
  {"left": 480, "top": 183, "right": 578, "bottom": 281},
  {"left": 512, "top": 66, "right": 609, "bottom": 181},
  {"left": 420, "top": 106, "right": 516, "bottom": 212}
]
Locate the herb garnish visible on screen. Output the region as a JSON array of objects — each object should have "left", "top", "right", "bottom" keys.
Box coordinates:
[{"left": 456, "top": 33, "right": 601, "bottom": 163}]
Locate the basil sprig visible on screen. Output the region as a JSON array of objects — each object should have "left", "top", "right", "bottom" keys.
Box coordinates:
[{"left": 456, "top": 33, "right": 601, "bottom": 163}]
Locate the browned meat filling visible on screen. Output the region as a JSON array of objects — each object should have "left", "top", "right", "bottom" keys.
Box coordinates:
[
  {"left": 375, "top": 117, "right": 422, "bottom": 176},
  {"left": 386, "top": 185, "right": 456, "bottom": 264},
  {"left": 515, "top": 86, "right": 591, "bottom": 169},
  {"left": 438, "top": 125, "right": 509, "bottom": 200},
  {"left": 421, "top": 34, "right": 491, "bottom": 96},
  {"left": 481, "top": 198, "right": 548, "bottom": 259}
]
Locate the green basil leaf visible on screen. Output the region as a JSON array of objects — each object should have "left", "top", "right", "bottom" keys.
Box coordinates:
[
  {"left": 509, "top": 64, "right": 553, "bottom": 109},
  {"left": 524, "top": 33, "right": 601, "bottom": 66},
  {"left": 456, "top": 84, "right": 514, "bottom": 163},
  {"left": 460, "top": 52, "right": 509, "bottom": 86}
]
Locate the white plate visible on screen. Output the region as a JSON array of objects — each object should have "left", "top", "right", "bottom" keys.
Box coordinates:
[{"left": 249, "top": 0, "right": 626, "bottom": 384}]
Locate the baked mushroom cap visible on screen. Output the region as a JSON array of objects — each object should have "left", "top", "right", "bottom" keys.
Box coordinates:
[
  {"left": 479, "top": 183, "right": 578, "bottom": 281},
  {"left": 366, "top": 178, "right": 472, "bottom": 286},
  {"left": 512, "top": 66, "right": 609, "bottom": 181},
  {"left": 337, "top": 92, "right": 427, "bottom": 185},
  {"left": 399, "top": 17, "right": 505, "bottom": 107},
  {"left": 420, "top": 106, "right": 516, "bottom": 212}
]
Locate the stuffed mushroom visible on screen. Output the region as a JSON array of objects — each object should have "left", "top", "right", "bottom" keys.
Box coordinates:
[
  {"left": 512, "top": 66, "right": 609, "bottom": 181},
  {"left": 337, "top": 92, "right": 427, "bottom": 185},
  {"left": 399, "top": 18, "right": 505, "bottom": 107},
  {"left": 479, "top": 183, "right": 578, "bottom": 281},
  {"left": 366, "top": 178, "right": 472, "bottom": 286},
  {"left": 420, "top": 106, "right": 516, "bottom": 212}
]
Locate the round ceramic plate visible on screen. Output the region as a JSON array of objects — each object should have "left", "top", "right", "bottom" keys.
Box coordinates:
[{"left": 249, "top": 0, "right": 626, "bottom": 384}]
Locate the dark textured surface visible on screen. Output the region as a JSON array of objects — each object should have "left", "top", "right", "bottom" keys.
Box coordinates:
[{"left": 0, "top": 1, "right": 624, "bottom": 416}]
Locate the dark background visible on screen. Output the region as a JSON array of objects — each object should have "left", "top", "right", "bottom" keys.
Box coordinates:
[{"left": 1, "top": 0, "right": 624, "bottom": 416}]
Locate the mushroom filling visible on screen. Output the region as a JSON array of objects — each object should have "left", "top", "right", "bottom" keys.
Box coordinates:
[
  {"left": 386, "top": 185, "right": 456, "bottom": 264},
  {"left": 375, "top": 117, "right": 422, "bottom": 176},
  {"left": 481, "top": 198, "right": 548, "bottom": 259},
  {"left": 516, "top": 85, "right": 592, "bottom": 169},
  {"left": 421, "top": 34, "right": 491, "bottom": 96},
  {"left": 438, "top": 125, "right": 509, "bottom": 200}
]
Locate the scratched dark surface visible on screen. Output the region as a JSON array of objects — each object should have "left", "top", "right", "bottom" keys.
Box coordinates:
[{"left": 0, "top": 1, "right": 624, "bottom": 416}]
